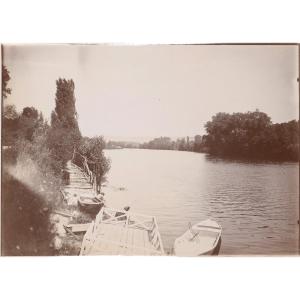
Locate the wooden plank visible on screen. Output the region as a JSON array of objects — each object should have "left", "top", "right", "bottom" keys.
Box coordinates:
[
  {"left": 80, "top": 207, "right": 165, "bottom": 256},
  {"left": 64, "top": 189, "right": 95, "bottom": 196},
  {"left": 63, "top": 225, "right": 80, "bottom": 240},
  {"left": 153, "top": 217, "right": 164, "bottom": 254},
  {"left": 91, "top": 236, "right": 158, "bottom": 255},
  {"left": 112, "top": 225, "right": 124, "bottom": 246},
  {"left": 128, "top": 222, "right": 151, "bottom": 231},
  {"left": 52, "top": 210, "right": 73, "bottom": 218},
  {"left": 133, "top": 228, "right": 145, "bottom": 255},
  {"left": 80, "top": 222, "right": 95, "bottom": 255},
  {"left": 113, "top": 225, "right": 126, "bottom": 254},
  {"left": 92, "top": 230, "right": 107, "bottom": 254},
  {"left": 64, "top": 185, "right": 92, "bottom": 189},
  {"left": 68, "top": 173, "right": 84, "bottom": 175},
  {"left": 69, "top": 179, "right": 89, "bottom": 182},
  {"left": 143, "top": 230, "right": 151, "bottom": 249},
  {"left": 95, "top": 224, "right": 118, "bottom": 254},
  {"left": 66, "top": 223, "right": 91, "bottom": 233},
  {"left": 104, "top": 224, "right": 118, "bottom": 254},
  {"left": 88, "top": 232, "right": 162, "bottom": 255},
  {"left": 117, "top": 223, "right": 129, "bottom": 255},
  {"left": 125, "top": 228, "right": 134, "bottom": 254}
]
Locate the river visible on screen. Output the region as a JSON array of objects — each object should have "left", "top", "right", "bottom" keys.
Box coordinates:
[{"left": 103, "top": 149, "right": 299, "bottom": 255}]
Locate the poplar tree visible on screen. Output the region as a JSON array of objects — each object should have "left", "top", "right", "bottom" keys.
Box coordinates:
[{"left": 48, "top": 78, "right": 81, "bottom": 169}]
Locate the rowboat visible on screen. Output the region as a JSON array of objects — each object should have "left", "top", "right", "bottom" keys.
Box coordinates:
[
  {"left": 78, "top": 196, "right": 104, "bottom": 212},
  {"left": 174, "top": 219, "right": 222, "bottom": 256}
]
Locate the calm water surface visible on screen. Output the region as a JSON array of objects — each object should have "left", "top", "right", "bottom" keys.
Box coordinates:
[{"left": 103, "top": 149, "right": 299, "bottom": 255}]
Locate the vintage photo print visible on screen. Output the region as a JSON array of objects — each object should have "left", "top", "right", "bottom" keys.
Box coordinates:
[{"left": 1, "top": 44, "right": 299, "bottom": 256}]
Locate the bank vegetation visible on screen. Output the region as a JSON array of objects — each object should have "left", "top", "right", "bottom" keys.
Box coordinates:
[
  {"left": 140, "top": 110, "right": 299, "bottom": 162},
  {"left": 2, "top": 66, "right": 110, "bottom": 255}
]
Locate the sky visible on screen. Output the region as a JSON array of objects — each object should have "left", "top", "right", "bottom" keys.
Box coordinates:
[{"left": 3, "top": 44, "right": 299, "bottom": 142}]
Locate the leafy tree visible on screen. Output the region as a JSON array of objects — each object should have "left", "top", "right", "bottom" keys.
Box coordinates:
[
  {"left": 52, "top": 79, "right": 80, "bottom": 131},
  {"left": 178, "top": 138, "right": 187, "bottom": 151},
  {"left": 3, "top": 104, "right": 18, "bottom": 119},
  {"left": 2, "top": 67, "right": 18, "bottom": 146},
  {"left": 193, "top": 135, "right": 203, "bottom": 152},
  {"left": 2, "top": 105, "right": 19, "bottom": 146},
  {"left": 2, "top": 65, "right": 12, "bottom": 99},
  {"left": 47, "top": 78, "right": 81, "bottom": 169},
  {"left": 18, "top": 107, "right": 40, "bottom": 141},
  {"left": 204, "top": 110, "right": 299, "bottom": 161},
  {"left": 77, "top": 136, "right": 111, "bottom": 192},
  {"left": 79, "top": 136, "right": 110, "bottom": 174},
  {"left": 141, "top": 137, "right": 174, "bottom": 150}
]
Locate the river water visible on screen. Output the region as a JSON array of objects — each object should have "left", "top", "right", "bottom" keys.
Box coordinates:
[{"left": 103, "top": 149, "right": 299, "bottom": 255}]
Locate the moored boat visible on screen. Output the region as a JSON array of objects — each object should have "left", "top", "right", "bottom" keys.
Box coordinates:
[
  {"left": 78, "top": 195, "right": 104, "bottom": 212},
  {"left": 174, "top": 219, "right": 222, "bottom": 256}
]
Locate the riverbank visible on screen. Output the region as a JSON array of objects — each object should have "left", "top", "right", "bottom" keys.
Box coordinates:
[
  {"left": 2, "top": 167, "right": 56, "bottom": 255},
  {"left": 1, "top": 149, "right": 94, "bottom": 255},
  {"left": 138, "top": 146, "right": 299, "bottom": 163}
]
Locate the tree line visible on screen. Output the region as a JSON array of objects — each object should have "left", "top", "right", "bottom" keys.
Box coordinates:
[
  {"left": 3, "top": 68, "right": 110, "bottom": 177},
  {"left": 106, "top": 140, "right": 140, "bottom": 149},
  {"left": 204, "top": 110, "right": 299, "bottom": 161},
  {"left": 140, "top": 110, "right": 299, "bottom": 161},
  {"left": 140, "top": 136, "right": 205, "bottom": 152}
]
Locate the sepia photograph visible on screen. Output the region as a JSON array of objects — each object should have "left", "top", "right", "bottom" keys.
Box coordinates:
[{"left": 1, "top": 44, "right": 299, "bottom": 256}]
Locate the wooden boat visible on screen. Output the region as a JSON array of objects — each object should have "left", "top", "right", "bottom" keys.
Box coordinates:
[
  {"left": 64, "top": 223, "right": 91, "bottom": 233},
  {"left": 174, "top": 219, "right": 222, "bottom": 256},
  {"left": 80, "top": 207, "right": 165, "bottom": 255},
  {"left": 78, "top": 196, "right": 104, "bottom": 212}
]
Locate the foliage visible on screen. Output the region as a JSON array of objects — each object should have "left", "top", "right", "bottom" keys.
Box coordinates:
[
  {"left": 2, "top": 73, "right": 101, "bottom": 255},
  {"left": 3, "top": 104, "right": 18, "bottom": 119},
  {"left": 141, "top": 137, "right": 174, "bottom": 150},
  {"left": 15, "top": 118, "right": 61, "bottom": 183},
  {"left": 48, "top": 78, "right": 81, "bottom": 168},
  {"left": 2, "top": 106, "right": 60, "bottom": 256},
  {"left": 193, "top": 135, "right": 204, "bottom": 152},
  {"left": 2, "top": 65, "right": 12, "bottom": 99},
  {"left": 204, "top": 110, "right": 299, "bottom": 161},
  {"left": 178, "top": 137, "right": 188, "bottom": 151},
  {"left": 18, "top": 107, "right": 45, "bottom": 141},
  {"left": 52, "top": 79, "right": 80, "bottom": 130},
  {"left": 106, "top": 140, "right": 140, "bottom": 149},
  {"left": 139, "top": 110, "right": 298, "bottom": 161},
  {"left": 78, "top": 136, "right": 111, "bottom": 181},
  {"left": 140, "top": 136, "right": 196, "bottom": 152},
  {"left": 2, "top": 105, "right": 19, "bottom": 146}
]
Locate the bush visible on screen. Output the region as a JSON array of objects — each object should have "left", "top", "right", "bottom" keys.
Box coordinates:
[{"left": 78, "top": 136, "right": 111, "bottom": 183}]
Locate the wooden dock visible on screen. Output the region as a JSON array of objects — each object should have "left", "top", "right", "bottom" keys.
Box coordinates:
[
  {"left": 60, "top": 150, "right": 165, "bottom": 256},
  {"left": 62, "top": 147, "right": 104, "bottom": 205},
  {"left": 62, "top": 161, "right": 97, "bottom": 205},
  {"left": 80, "top": 207, "right": 165, "bottom": 255}
]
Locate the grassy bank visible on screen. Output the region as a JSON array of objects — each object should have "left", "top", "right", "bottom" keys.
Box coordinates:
[
  {"left": 2, "top": 148, "right": 97, "bottom": 255},
  {"left": 2, "top": 149, "right": 57, "bottom": 255}
]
